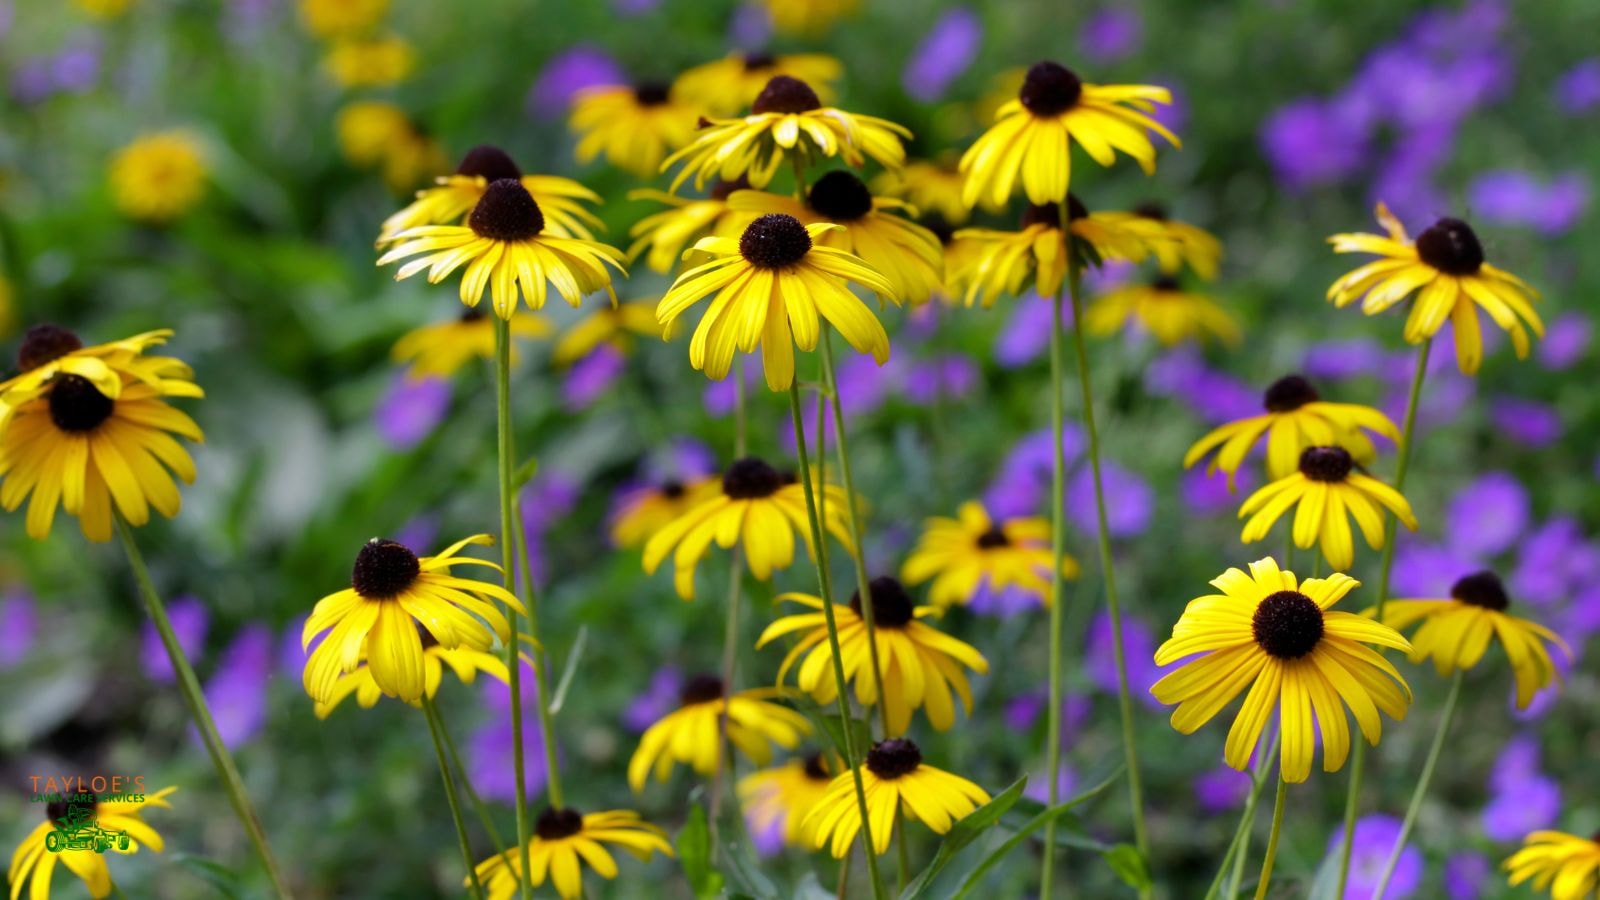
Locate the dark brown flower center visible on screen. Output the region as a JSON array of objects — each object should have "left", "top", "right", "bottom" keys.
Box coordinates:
[
  {"left": 455, "top": 145, "right": 523, "bottom": 182},
  {"left": 18, "top": 324, "right": 83, "bottom": 372},
  {"left": 1252, "top": 590, "right": 1325, "bottom": 659},
  {"left": 1019, "top": 61, "right": 1083, "bottom": 116},
  {"left": 976, "top": 527, "right": 1010, "bottom": 549},
  {"left": 468, "top": 178, "right": 544, "bottom": 242},
  {"left": 1020, "top": 196, "right": 1087, "bottom": 230},
  {"left": 738, "top": 214, "right": 812, "bottom": 269},
  {"left": 1451, "top": 570, "right": 1509, "bottom": 611},
  {"left": 1263, "top": 375, "right": 1319, "bottom": 413},
  {"left": 634, "top": 82, "right": 671, "bottom": 106},
  {"left": 865, "top": 738, "right": 922, "bottom": 779},
  {"left": 458, "top": 306, "right": 488, "bottom": 323},
  {"left": 752, "top": 75, "right": 821, "bottom": 114},
  {"left": 807, "top": 170, "right": 874, "bottom": 222},
  {"left": 350, "top": 538, "right": 421, "bottom": 599},
  {"left": 46, "top": 797, "right": 96, "bottom": 826},
  {"left": 1298, "top": 446, "right": 1353, "bottom": 482},
  {"left": 48, "top": 375, "right": 114, "bottom": 432},
  {"left": 849, "top": 576, "right": 915, "bottom": 628},
  {"left": 742, "top": 52, "right": 777, "bottom": 72},
  {"left": 535, "top": 807, "right": 584, "bottom": 840},
  {"left": 922, "top": 215, "right": 954, "bottom": 246},
  {"left": 660, "top": 479, "right": 686, "bottom": 500},
  {"left": 679, "top": 673, "right": 725, "bottom": 706},
  {"left": 802, "top": 753, "right": 831, "bottom": 780},
  {"left": 1150, "top": 275, "right": 1182, "bottom": 293},
  {"left": 1414, "top": 218, "right": 1485, "bottom": 276},
  {"left": 722, "top": 457, "right": 784, "bottom": 499},
  {"left": 709, "top": 175, "right": 751, "bottom": 201},
  {"left": 1133, "top": 200, "right": 1168, "bottom": 221}
]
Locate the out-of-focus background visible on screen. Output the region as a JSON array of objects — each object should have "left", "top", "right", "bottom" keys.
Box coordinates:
[{"left": 1, "top": 0, "right": 1596, "bottom": 896}]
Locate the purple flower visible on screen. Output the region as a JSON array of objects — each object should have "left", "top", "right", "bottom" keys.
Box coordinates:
[
  {"left": 994, "top": 294, "right": 1055, "bottom": 368},
  {"left": 141, "top": 596, "right": 209, "bottom": 684},
  {"left": 1302, "top": 339, "right": 1394, "bottom": 382},
  {"left": 521, "top": 471, "right": 581, "bottom": 535},
  {"left": 1511, "top": 517, "right": 1592, "bottom": 606},
  {"left": 562, "top": 344, "right": 626, "bottom": 411},
  {"left": 902, "top": 354, "right": 978, "bottom": 405},
  {"left": 1469, "top": 169, "right": 1590, "bottom": 236},
  {"left": 1369, "top": 123, "right": 1454, "bottom": 223},
  {"left": 1489, "top": 735, "right": 1542, "bottom": 792},
  {"left": 1068, "top": 462, "right": 1152, "bottom": 539},
  {"left": 1085, "top": 613, "right": 1166, "bottom": 709},
  {"left": 1003, "top": 691, "right": 1089, "bottom": 740},
  {"left": 1538, "top": 313, "right": 1593, "bottom": 370},
  {"left": 1444, "top": 472, "right": 1528, "bottom": 557},
  {"left": 1325, "top": 814, "right": 1422, "bottom": 899},
  {"left": 393, "top": 515, "right": 441, "bottom": 557},
  {"left": 1384, "top": 364, "right": 1473, "bottom": 432},
  {"left": 728, "top": 3, "right": 772, "bottom": 50},
  {"left": 0, "top": 589, "right": 36, "bottom": 668},
  {"left": 1490, "top": 397, "right": 1562, "bottom": 448},
  {"left": 1443, "top": 852, "right": 1492, "bottom": 899},
  {"left": 623, "top": 666, "right": 683, "bottom": 732},
  {"left": 1144, "top": 350, "right": 1258, "bottom": 424},
  {"left": 278, "top": 613, "right": 313, "bottom": 679},
  {"left": 746, "top": 804, "right": 787, "bottom": 857},
  {"left": 902, "top": 7, "right": 981, "bottom": 103},
  {"left": 199, "top": 625, "right": 273, "bottom": 750},
  {"left": 468, "top": 714, "right": 550, "bottom": 803},
  {"left": 1024, "top": 764, "right": 1077, "bottom": 805},
  {"left": 784, "top": 354, "right": 897, "bottom": 451},
  {"left": 984, "top": 427, "right": 1084, "bottom": 520},
  {"left": 375, "top": 375, "right": 451, "bottom": 449},
  {"left": 645, "top": 438, "right": 716, "bottom": 484},
  {"left": 1555, "top": 58, "right": 1600, "bottom": 114},
  {"left": 1148, "top": 84, "right": 1186, "bottom": 137},
  {"left": 1192, "top": 765, "right": 1251, "bottom": 814},
  {"left": 1260, "top": 98, "right": 1369, "bottom": 190},
  {"left": 527, "top": 45, "right": 623, "bottom": 119},
  {"left": 1482, "top": 774, "right": 1560, "bottom": 841},
  {"left": 1389, "top": 541, "right": 1481, "bottom": 599},
  {"left": 968, "top": 577, "right": 1046, "bottom": 617},
  {"left": 1078, "top": 9, "right": 1141, "bottom": 64},
  {"left": 1181, "top": 466, "right": 1256, "bottom": 515},
  {"left": 702, "top": 361, "right": 761, "bottom": 416}
]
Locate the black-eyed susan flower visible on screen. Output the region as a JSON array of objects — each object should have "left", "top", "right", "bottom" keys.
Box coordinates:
[
  {"left": 674, "top": 51, "right": 842, "bottom": 117},
  {"left": 627, "top": 674, "right": 811, "bottom": 791},
  {"left": 0, "top": 326, "right": 203, "bottom": 542},
  {"left": 301, "top": 535, "right": 525, "bottom": 704},
  {"left": 739, "top": 753, "right": 838, "bottom": 850},
  {"left": 643, "top": 457, "right": 852, "bottom": 600},
  {"left": 873, "top": 158, "right": 984, "bottom": 226},
  {"left": 960, "top": 61, "right": 1177, "bottom": 208},
  {"left": 1100, "top": 201, "right": 1223, "bottom": 280},
  {"left": 758, "top": 0, "right": 858, "bottom": 37},
  {"left": 662, "top": 76, "right": 909, "bottom": 192},
  {"left": 378, "top": 144, "right": 603, "bottom": 245},
  {"left": 655, "top": 212, "right": 896, "bottom": 390},
  {"left": 1327, "top": 203, "right": 1542, "bottom": 374},
  {"left": 1504, "top": 829, "right": 1600, "bottom": 900},
  {"left": 1239, "top": 446, "right": 1418, "bottom": 572},
  {"left": 1184, "top": 374, "right": 1401, "bottom": 488},
  {"left": 803, "top": 738, "right": 989, "bottom": 857},
  {"left": 551, "top": 300, "right": 666, "bottom": 367},
  {"left": 473, "top": 807, "right": 673, "bottom": 900},
  {"left": 730, "top": 171, "right": 944, "bottom": 304},
  {"left": 570, "top": 82, "right": 702, "bottom": 179},
  {"left": 1379, "top": 571, "right": 1570, "bottom": 710},
  {"left": 313, "top": 631, "right": 513, "bottom": 719},
  {"left": 900, "top": 501, "right": 1078, "bottom": 614},
  {"left": 108, "top": 131, "right": 207, "bottom": 223},
  {"left": 378, "top": 178, "right": 626, "bottom": 319},
  {"left": 323, "top": 33, "right": 415, "bottom": 88},
  {"left": 1083, "top": 275, "right": 1241, "bottom": 346},
  {"left": 757, "top": 576, "right": 988, "bottom": 735},
  {"left": 8, "top": 787, "right": 176, "bottom": 899},
  {"left": 1151, "top": 558, "right": 1412, "bottom": 782},
  {"left": 298, "top": 0, "right": 386, "bottom": 38},
  {"left": 627, "top": 178, "right": 758, "bottom": 274},
  {"left": 392, "top": 307, "right": 551, "bottom": 379},
  {"left": 610, "top": 475, "right": 721, "bottom": 549}
]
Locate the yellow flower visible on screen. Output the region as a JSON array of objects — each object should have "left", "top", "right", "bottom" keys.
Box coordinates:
[
  {"left": 757, "top": 577, "right": 988, "bottom": 735},
  {"left": 0, "top": 326, "right": 203, "bottom": 542},
  {"left": 336, "top": 101, "right": 412, "bottom": 167},
  {"left": 610, "top": 476, "right": 722, "bottom": 549},
  {"left": 730, "top": 173, "right": 944, "bottom": 305},
  {"left": 738, "top": 754, "right": 838, "bottom": 849},
  {"left": 675, "top": 51, "right": 843, "bottom": 117},
  {"left": 569, "top": 82, "right": 703, "bottom": 179},
  {"left": 301, "top": 535, "right": 525, "bottom": 703},
  {"left": 1083, "top": 276, "right": 1241, "bottom": 346},
  {"left": 0, "top": 276, "right": 13, "bottom": 338},
  {"left": 1379, "top": 571, "right": 1570, "bottom": 709},
  {"left": 379, "top": 145, "right": 603, "bottom": 245},
  {"left": 1327, "top": 203, "right": 1542, "bottom": 374},
  {"left": 1238, "top": 446, "right": 1418, "bottom": 572},
  {"left": 626, "top": 181, "right": 759, "bottom": 274},
  {"left": 628, "top": 674, "right": 811, "bottom": 791},
  {"left": 391, "top": 307, "right": 551, "bottom": 380},
  {"left": 1504, "top": 830, "right": 1600, "bottom": 900},
  {"left": 314, "top": 640, "right": 512, "bottom": 718},
  {"left": 377, "top": 178, "right": 626, "bottom": 319},
  {"left": 73, "top": 0, "right": 133, "bottom": 17},
  {"left": 662, "top": 76, "right": 909, "bottom": 192},
  {"left": 803, "top": 738, "right": 989, "bottom": 857},
  {"left": 873, "top": 158, "right": 984, "bottom": 226},
  {"left": 961, "top": 61, "right": 1177, "bottom": 208},
  {"left": 323, "top": 33, "right": 415, "bottom": 88},
  {"left": 900, "top": 501, "right": 1078, "bottom": 613},
  {"left": 1184, "top": 374, "right": 1400, "bottom": 488},
  {"left": 1151, "top": 558, "right": 1412, "bottom": 783},
  {"left": 758, "top": 0, "right": 858, "bottom": 36},
  {"left": 378, "top": 132, "right": 448, "bottom": 194},
  {"left": 299, "top": 0, "right": 387, "bottom": 38},
  {"left": 643, "top": 457, "right": 853, "bottom": 600},
  {"left": 473, "top": 808, "right": 673, "bottom": 900},
  {"left": 8, "top": 787, "right": 176, "bottom": 899},
  {"left": 552, "top": 300, "right": 666, "bottom": 367},
  {"left": 108, "top": 131, "right": 207, "bottom": 223},
  {"left": 655, "top": 213, "right": 897, "bottom": 391},
  {"left": 1096, "top": 201, "right": 1224, "bottom": 280}
]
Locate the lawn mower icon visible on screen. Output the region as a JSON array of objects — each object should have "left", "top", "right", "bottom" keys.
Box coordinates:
[{"left": 43, "top": 804, "right": 130, "bottom": 854}]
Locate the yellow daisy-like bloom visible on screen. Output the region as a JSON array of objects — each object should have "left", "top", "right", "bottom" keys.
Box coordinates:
[
  {"left": 1151, "top": 558, "right": 1413, "bottom": 783},
  {"left": 738, "top": 753, "right": 838, "bottom": 848},
  {"left": 8, "top": 787, "right": 176, "bottom": 899},
  {"left": 758, "top": 0, "right": 858, "bottom": 36},
  {"left": 378, "top": 178, "right": 626, "bottom": 319},
  {"left": 473, "top": 808, "right": 673, "bottom": 900},
  {"left": 730, "top": 172, "right": 944, "bottom": 305},
  {"left": 323, "top": 33, "right": 415, "bottom": 88},
  {"left": 108, "top": 131, "right": 207, "bottom": 224},
  {"left": 662, "top": 76, "right": 910, "bottom": 192},
  {"left": 1379, "top": 570, "right": 1570, "bottom": 710},
  {"left": 301, "top": 535, "right": 525, "bottom": 704},
  {"left": 570, "top": 83, "right": 703, "bottom": 179},
  {"left": 757, "top": 577, "right": 989, "bottom": 735},
  {"left": 392, "top": 307, "right": 551, "bottom": 380},
  {"left": 804, "top": 738, "right": 990, "bottom": 857},
  {"left": 1097, "top": 201, "right": 1224, "bottom": 280},
  {"left": 950, "top": 196, "right": 1177, "bottom": 308},
  {"left": 873, "top": 158, "right": 986, "bottom": 227},
  {"left": 1084, "top": 276, "right": 1241, "bottom": 346},
  {"left": 1505, "top": 830, "right": 1600, "bottom": 900},
  {"left": 552, "top": 300, "right": 667, "bottom": 366},
  {"left": 610, "top": 476, "right": 721, "bottom": 549},
  {"left": 900, "top": 501, "right": 1078, "bottom": 613},
  {"left": 627, "top": 674, "right": 811, "bottom": 792},
  {"left": 299, "top": 0, "right": 387, "bottom": 38},
  {"left": 379, "top": 132, "right": 449, "bottom": 195},
  {"left": 313, "top": 637, "right": 513, "bottom": 718},
  {"left": 961, "top": 60, "right": 1177, "bottom": 208},
  {"left": 674, "top": 51, "right": 842, "bottom": 117},
  {"left": 1327, "top": 203, "right": 1542, "bottom": 374},
  {"left": 73, "top": 0, "right": 133, "bottom": 17},
  {"left": 0, "top": 326, "right": 203, "bottom": 542},
  {"left": 1184, "top": 374, "right": 1400, "bottom": 488},
  {"left": 336, "top": 101, "right": 412, "bottom": 168},
  {"left": 643, "top": 457, "right": 853, "bottom": 600},
  {"left": 378, "top": 145, "right": 603, "bottom": 245},
  {"left": 1239, "top": 446, "right": 1418, "bottom": 572},
  {"left": 627, "top": 180, "right": 758, "bottom": 274},
  {"left": 656, "top": 212, "right": 897, "bottom": 391}
]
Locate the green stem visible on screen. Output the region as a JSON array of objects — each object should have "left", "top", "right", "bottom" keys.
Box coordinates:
[
  {"left": 114, "top": 518, "right": 292, "bottom": 899},
  {"left": 836, "top": 849, "right": 853, "bottom": 900},
  {"left": 492, "top": 318, "right": 534, "bottom": 900},
  {"left": 1204, "top": 729, "right": 1281, "bottom": 900},
  {"left": 709, "top": 548, "right": 743, "bottom": 848},
  {"left": 424, "top": 696, "right": 488, "bottom": 900},
  {"left": 438, "top": 698, "right": 508, "bottom": 857},
  {"left": 1253, "top": 775, "right": 1288, "bottom": 900},
  {"left": 1371, "top": 670, "right": 1463, "bottom": 899},
  {"left": 788, "top": 381, "right": 887, "bottom": 900},
  {"left": 1039, "top": 283, "right": 1070, "bottom": 900},
  {"left": 1334, "top": 338, "right": 1430, "bottom": 899},
  {"left": 512, "top": 505, "right": 565, "bottom": 811}
]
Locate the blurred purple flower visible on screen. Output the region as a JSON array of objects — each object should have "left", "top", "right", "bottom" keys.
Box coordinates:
[
  {"left": 522, "top": 471, "right": 581, "bottom": 534},
  {"left": 994, "top": 294, "right": 1055, "bottom": 368},
  {"left": 902, "top": 7, "right": 981, "bottom": 102},
  {"left": 984, "top": 427, "right": 1084, "bottom": 520},
  {"left": 277, "top": 613, "right": 313, "bottom": 679},
  {"left": 1389, "top": 541, "right": 1480, "bottom": 599},
  {"left": 469, "top": 714, "right": 549, "bottom": 803},
  {"left": 1145, "top": 349, "right": 1257, "bottom": 424},
  {"left": 1482, "top": 773, "right": 1560, "bottom": 841},
  {"left": 375, "top": 375, "right": 451, "bottom": 449},
  {"left": 393, "top": 515, "right": 441, "bottom": 557},
  {"left": 1538, "top": 313, "right": 1592, "bottom": 370},
  {"left": 1069, "top": 462, "right": 1152, "bottom": 539},
  {"left": 1511, "top": 517, "right": 1593, "bottom": 606},
  {"left": 1078, "top": 9, "right": 1141, "bottom": 64},
  {"left": 747, "top": 805, "right": 786, "bottom": 857},
  {"left": 1085, "top": 612, "right": 1165, "bottom": 709},
  {"left": 623, "top": 666, "right": 683, "bottom": 732},
  {"left": 10, "top": 40, "right": 100, "bottom": 104},
  {"left": 1555, "top": 58, "right": 1600, "bottom": 114},
  {"left": 968, "top": 577, "right": 1045, "bottom": 617},
  {"left": 1003, "top": 691, "right": 1089, "bottom": 741},
  {"left": 141, "top": 596, "right": 209, "bottom": 684},
  {"left": 1024, "top": 764, "right": 1077, "bottom": 805},
  {"left": 643, "top": 438, "right": 717, "bottom": 484},
  {"left": 1181, "top": 466, "right": 1256, "bottom": 515},
  {"left": 0, "top": 589, "right": 36, "bottom": 668},
  {"left": 702, "top": 361, "right": 761, "bottom": 416},
  {"left": 561, "top": 344, "right": 626, "bottom": 411},
  {"left": 1370, "top": 123, "right": 1454, "bottom": 223},
  {"left": 200, "top": 625, "right": 273, "bottom": 750},
  {"left": 1193, "top": 765, "right": 1251, "bottom": 814},
  {"left": 527, "top": 45, "right": 624, "bottom": 119},
  {"left": 1260, "top": 98, "right": 1369, "bottom": 190},
  {"left": 1490, "top": 397, "right": 1562, "bottom": 448},
  {"left": 1325, "top": 814, "right": 1422, "bottom": 900},
  {"left": 902, "top": 354, "right": 978, "bottom": 405},
  {"left": 1384, "top": 364, "right": 1473, "bottom": 431},
  {"left": 1302, "top": 339, "right": 1394, "bottom": 382},
  {"left": 1469, "top": 169, "right": 1590, "bottom": 235},
  {"left": 1149, "top": 84, "right": 1186, "bottom": 137},
  {"left": 1444, "top": 472, "right": 1528, "bottom": 557},
  {"left": 1490, "top": 735, "right": 1543, "bottom": 792},
  {"left": 1444, "top": 852, "right": 1492, "bottom": 899}
]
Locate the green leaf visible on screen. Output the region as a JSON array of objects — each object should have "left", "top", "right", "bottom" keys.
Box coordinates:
[
  {"left": 512, "top": 456, "right": 539, "bottom": 490},
  {"left": 546, "top": 626, "right": 587, "bottom": 715},
  {"left": 675, "top": 804, "right": 725, "bottom": 899},
  {"left": 791, "top": 695, "right": 871, "bottom": 759},
  {"left": 170, "top": 854, "right": 244, "bottom": 900},
  {"left": 1103, "top": 844, "right": 1153, "bottom": 892},
  {"left": 1001, "top": 763, "right": 1125, "bottom": 849},
  {"left": 948, "top": 800, "right": 1088, "bottom": 899},
  {"left": 898, "top": 775, "right": 1028, "bottom": 899}
]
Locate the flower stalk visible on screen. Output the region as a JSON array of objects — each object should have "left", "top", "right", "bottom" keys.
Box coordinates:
[
  {"left": 1371, "top": 670, "right": 1464, "bottom": 899},
  {"left": 423, "top": 695, "right": 489, "bottom": 900}
]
